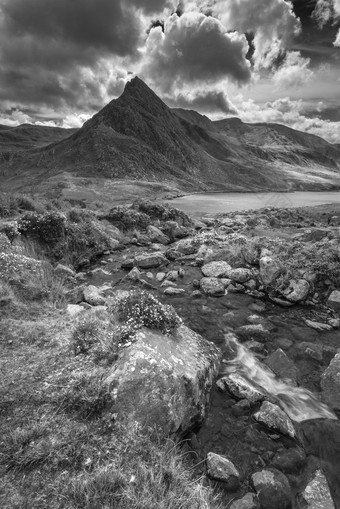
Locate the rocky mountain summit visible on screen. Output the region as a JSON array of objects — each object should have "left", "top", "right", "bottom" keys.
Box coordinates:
[{"left": 1, "top": 77, "right": 340, "bottom": 194}]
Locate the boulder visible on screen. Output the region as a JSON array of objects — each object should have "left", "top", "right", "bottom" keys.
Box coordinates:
[
  {"left": 147, "top": 225, "right": 169, "bottom": 245},
  {"left": 105, "top": 325, "right": 221, "bottom": 437},
  {"left": 253, "top": 401, "right": 296, "bottom": 438},
  {"left": 265, "top": 349, "right": 298, "bottom": 383},
  {"left": 200, "top": 277, "right": 226, "bottom": 297},
  {"left": 229, "top": 493, "right": 258, "bottom": 509},
  {"left": 206, "top": 452, "right": 240, "bottom": 490},
  {"left": 217, "top": 374, "right": 265, "bottom": 404},
  {"left": 201, "top": 261, "right": 231, "bottom": 278},
  {"left": 321, "top": 353, "right": 340, "bottom": 410},
  {"left": 251, "top": 469, "right": 292, "bottom": 509},
  {"left": 83, "top": 285, "right": 106, "bottom": 306},
  {"left": 271, "top": 448, "right": 306, "bottom": 473},
  {"left": 300, "top": 470, "right": 335, "bottom": 509},
  {"left": 134, "top": 252, "right": 168, "bottom": 269},
  {"left": 228, "top": 268, "right": 253, "bottom": 283},
  {"left": 282, "top": 279, "right": 310, "bottom": 302},
  {"left": 260, "top": 256, "right": 282, "bottom": 285},
  {"left": 327, "top": 290, "right": 340, "bottom": 312}
]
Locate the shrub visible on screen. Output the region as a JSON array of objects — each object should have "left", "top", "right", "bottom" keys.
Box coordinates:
[
  {"left": 102, "top": 206, "right": 150, "bottom": 232},
  {"left": 135, "top": 199, "right": 193, "bottom": 227},
  {"left": 18, "top": 211, "right": 67, "bottom": 245},
  {"left": 112, "top": 290, "right": 182, "bottom": 340}
]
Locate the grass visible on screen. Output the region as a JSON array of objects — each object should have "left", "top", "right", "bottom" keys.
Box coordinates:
[{"left": 0, "top": 298, "right": 222, "bottom": 509}]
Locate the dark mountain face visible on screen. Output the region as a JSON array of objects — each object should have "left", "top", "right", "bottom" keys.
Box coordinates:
[{"left": 1, "top": 76, "right": 340, "bottom": 193}]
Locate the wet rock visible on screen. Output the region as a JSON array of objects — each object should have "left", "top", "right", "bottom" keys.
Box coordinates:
[
  {"left": 232, "top": 399, "right": 251, "bottom": 417},
  {"left": 296, "top": 342, "right": 323, "bottom": 361},
  {"left": 260, "top": 256, "right": 282, "bottom": 285},
  {"left": 201, "top": 261, "right": 231, "bottom": 278},
  {"left": 236, "top": 324, "right": 271, "bottom": 343},
  {"left": 321, "top": 352, "right": 340, "bottom": 410},
  {"left": 228, "top": 268, "right": 253, "bottom": 283},
  {"left": 127, "top": 267, "right": 141, "bottom": 282},
  {"left": 251, "top": 469, "right": 292, "bottom": 509},
  {"left": 282, "top": 279, "right": 310, "bottom": 302},
  {"left": 300, "top": 470, "right": 335, "bottom": 509},
  {"left": 105, "top": 324, "right": 221, "bottom": 437},
  {"left": 134, "top": 252, "right": 168, "bottom": 269},
  {"left": 217, "top": 374, "right": 265, "bottom": 404},
  {"left": 83, "top": 285, "right": 106, "bottom": 306},
  {"left": 146, "top": 225, "right": 169, "bottom": 245},
  {"left": 253, "top": 401, "right": 296, "bottom": 438},
  {"left": 200, "top": 277, "right": 225, "bottom": 297},
  {"left": 327, "top": 290, "right": 340, "bottom": 312},
  {"left": 271, "top": 447, "right": 306, "bottom": 473},
  {"left": 229, "top": 493, "right": 258, "bottom": 509},
  {"left": 163, "top": 287, "right": 185, "bottom": 296},
  {"left": 265, "top": 349, "right": 298, "bottom": 383},
  {"left": 206, "top": 452, "right": 240, "bottom": 490}
]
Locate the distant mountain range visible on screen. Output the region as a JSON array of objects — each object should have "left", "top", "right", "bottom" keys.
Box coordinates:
[{"left": 1, "top": 76, "right": 340, "bottom": 193}]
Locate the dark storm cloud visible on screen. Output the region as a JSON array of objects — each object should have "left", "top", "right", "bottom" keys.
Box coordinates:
[
  {"left": 1, "top": 0, "right": 141, "bottom": 57},
  {"left": 143, "top": 12, "right": 251, "bottom": 93}
]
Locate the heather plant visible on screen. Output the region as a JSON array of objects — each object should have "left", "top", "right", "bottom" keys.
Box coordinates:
[
  {"left": 112, "top": 290, "right": 182, "bottom": 340},
  {"left": 135, "top": 199, "right": 193, "bottom": 226},
  {"left": 102, "top": 205, "right": 150, "bottom": 231},
  {"left": 18, "top": 211, "right": 67, "bottom": 245}
]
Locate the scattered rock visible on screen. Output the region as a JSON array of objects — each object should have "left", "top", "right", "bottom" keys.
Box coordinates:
[
  {"left": 206, "top": 452, "right": 240, "bottom": 490},
  {"left": 300, "top": 470, "right": 335, "bottom": 509},
  {"left": 121, "top": 258, "right": 134, "bottom": 269},
  {"left": 327, "top": 290, "right": 340, "bottom": 312},
  {"left": 134, "top": 252, "right": 168, "bottom": 269},
  {"left": 217, "top": 374, "right": 265, "bottom": 404},
  {"left": 229, "top": 493, "right": 258, "bottom": 509},
  {"left": 166, "top": 270, "right": 179, "bottom": 282},
  {"left": 253, "top": 401, "right": 296, "bottom": 438},
  {"left": 260, "top": 256, "right": 282, "bottom": 285},
  {"left": 251, "top": 469, "right": 292, "bottom": 509},
  {"left": 200, "top": 277, "right": 226, "bottom": 297},
  {"left": 147, "top": 225, "right": 169, "bottom": 245},
  {"left": 201, "top": 261, "right": 231, "bottom": 278},
  {"left": 163, "top": 287, "right": 185, "bottom": 296},
  {"left": 321, "top": 352, "right": 340, "bottom": 410},
  {"left": 127, "top": 267, "right": 141, "bottom": 282},
  {"left": 83, "top": 285, "right": 106, "bottom": 306},
  {"left": 282, "top": 279, "right": 310, "bottom": 302},
  {"left": 156, "top": 272, "right": 166, "bottom": 282},
  {"left": 228, "top": 268, "right": 253, "bottom": 283}
]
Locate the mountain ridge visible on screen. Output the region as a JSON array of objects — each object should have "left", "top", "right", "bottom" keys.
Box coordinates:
[{"left": 1, "top": 76, "right": 340, "bottom": 193}]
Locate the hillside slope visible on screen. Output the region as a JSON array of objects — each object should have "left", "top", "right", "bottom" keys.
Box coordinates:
[{"left": 1, "top": 77, "right": 340, "bottom": 193}]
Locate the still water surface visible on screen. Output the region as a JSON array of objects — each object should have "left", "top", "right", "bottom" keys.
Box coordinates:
[{"left": 169, "top": 191, "right": 340, "bottom": 215}]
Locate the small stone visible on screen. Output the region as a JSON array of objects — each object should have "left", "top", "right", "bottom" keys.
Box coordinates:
[
  {"left": 83, "top": 285, "right": 106, "bottom": 306},
  {"left": 146, "top": 272, "right": 154, "bottom": 280},
  {"left": 200, "top": 277, "right": 225, "bottom": 297},
  {"left": 236, "top": 324, "right": 270, "bottom": 342},
  {"left": 166, "top": 270, "right": 179, "bottom": 282},
  {"left": 55, "top": 263, "right": 75, "bottom": 277},
  {"left": 218, "top": 373, "right": 265, "bottom": 404},
  {"left": 251, "top": 469, "right": 292, "bottom": 509},
  {"left": 282, "top": 279, "right": 310, "bottom": 302},
  {"left": 127, "top": 267, "right": 141, "bottom": 281},
  {"left": 178, "top": 267, "right": 185, "bottom": 277},
  {"left": 156, "top": 272, "right": 166, "bottom": 282},
  {"left": 163, "top": 287, "right": 185, "bottom": 296},
  {"left": 228, "top": 268, "right": 253, "bottom": 283},
  {"left": 229, "top": 493, "right": 258, "bottom": 509},
  {"left": 134, "top": 252, "right": 168, "bottom": 269},
  {"left": 201, "top": 261, "right": 231, "bottom": 278},
  {"left": 301, "top": 470, "right": 334, "bottom": 509},
  {"left": 254, "top": 401, "right": 296, "bottom": 438},
  {"left": 327, "top": 290, "right": 340, "bottom": 311},
  {"left": 121, "top": 258, "right": 134, "bottom": 269},
  {"left": 191, "top": 290, "right": 202, "bottom": 299},
  {"left": 206, "top": 452, "right": 240, "bottom": 490}
]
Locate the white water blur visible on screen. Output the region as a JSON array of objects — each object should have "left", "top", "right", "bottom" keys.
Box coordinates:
[{"left": 222, "top": 334, "right": 337, "bottom": 423}]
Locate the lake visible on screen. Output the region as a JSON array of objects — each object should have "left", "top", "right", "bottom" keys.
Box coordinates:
[{"left": 168, "top": 191, "right": 340, "bottom": 216}]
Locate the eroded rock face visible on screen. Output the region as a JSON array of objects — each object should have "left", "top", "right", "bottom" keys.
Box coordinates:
[
  {"left": 251, "top": 469, "right": 292, "bottom": 509},
  {"left": 206, "top": 452, "right": 240, "bottom": 490},
  {"left": 301, "top": 470, "right": 335, "bottom": 509},
  {"left": 105, "top": 325, "right": 221, "bottom": 437},
  {"left": 321, "top": 353, "right": 340, "bottom": 410}
]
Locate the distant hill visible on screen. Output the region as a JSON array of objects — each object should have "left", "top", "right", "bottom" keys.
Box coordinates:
[{"left": 1, "top": 77, "right": 340, "bottom": 193}]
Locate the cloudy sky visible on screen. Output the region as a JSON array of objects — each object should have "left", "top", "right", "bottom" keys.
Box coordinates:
[{"left": 0, "top": 0, "right": 339, "bottom": 142}]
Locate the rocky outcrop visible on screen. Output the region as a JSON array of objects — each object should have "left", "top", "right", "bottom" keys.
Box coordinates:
[{"left": 105, "top": 325, "right": 221, "bottom": 437}]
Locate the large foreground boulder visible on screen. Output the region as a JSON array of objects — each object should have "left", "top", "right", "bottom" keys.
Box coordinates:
[{"left": 106, "top": 325, "right": 221, "bottom": 437}]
